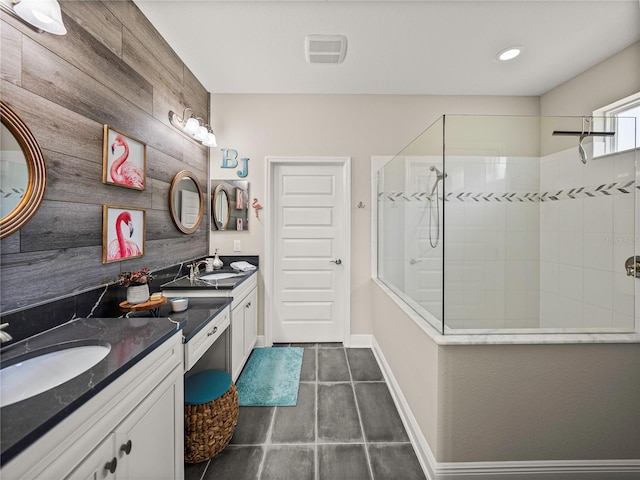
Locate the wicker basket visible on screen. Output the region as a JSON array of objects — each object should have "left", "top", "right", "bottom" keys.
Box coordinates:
[{"left": 184, "top": 383, "right": 239, "bottom": 463}]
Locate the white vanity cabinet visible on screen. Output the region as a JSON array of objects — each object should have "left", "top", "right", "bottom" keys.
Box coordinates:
[
  {"left": 164, "top": 272, "right": 258, "bottom": 381},
  {"left": 184, "top": 305, "right": 230, "bottom": 372},
  {"left": 231, "top": 285, "right": 258, "bottom": 380},
  {"left": 112, "top": 370, "right": 179, "bottom": 479},
  {"left": 66, "top": 434, "right": 117, "bottom": 480},
  {"left": 66, "top": 373, "right": 177, "bottom": 480},
  {"left": 3, "top": 332, "right": 184, "bottom": 480}
]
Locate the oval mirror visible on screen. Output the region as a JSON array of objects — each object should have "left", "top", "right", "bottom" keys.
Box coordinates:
[
  {"left": 0, "top": 100, "right": 47, "bottom": 239},
  {"left": 169, "top": 170, "right": 203, "bottom": 234},
  {"left": 212, "top": 184, "right": 230, "bottom": 230}
]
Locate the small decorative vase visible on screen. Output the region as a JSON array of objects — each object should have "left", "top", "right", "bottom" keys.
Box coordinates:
[
  {"left": 212, "top": 249, "right": 223, "bottom": 270},
  {"left": 126, "top": 284, "right": 150, "bottom": 305}
]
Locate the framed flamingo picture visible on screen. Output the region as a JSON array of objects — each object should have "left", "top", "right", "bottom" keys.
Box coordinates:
[
  {"left": 102, "top": 125, "right": 146, "bottom": 190},
  {"left": 102, "top": 205, "right": 145, "bottom": 263}
]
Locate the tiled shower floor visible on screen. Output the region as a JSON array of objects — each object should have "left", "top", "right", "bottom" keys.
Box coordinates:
[{"left": 185, "top": 344, "right": 427, "bottom": 480}]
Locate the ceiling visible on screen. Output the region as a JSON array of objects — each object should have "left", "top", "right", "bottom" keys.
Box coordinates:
[{"left": 134, "top": 0, "right": 640, "bottom": 96}]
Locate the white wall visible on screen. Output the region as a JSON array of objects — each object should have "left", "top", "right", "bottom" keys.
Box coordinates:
[{"left": 540, "top": 41, "right": 640, "bottom": 116}]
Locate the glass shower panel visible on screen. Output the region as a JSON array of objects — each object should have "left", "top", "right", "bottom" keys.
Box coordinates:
[
  {"left": 442, "top": 115, "right": 541, "bottom": 331},
  {"left": 377, "top": 114, "right": 636, "bottom": 335},
  {"left": 377, "top": 117, "right": 445, "bottom": 333}
]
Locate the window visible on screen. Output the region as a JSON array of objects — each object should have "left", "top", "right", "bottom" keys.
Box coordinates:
[{"left": 593, "top": 92, "right": 640, "bottom": 156}]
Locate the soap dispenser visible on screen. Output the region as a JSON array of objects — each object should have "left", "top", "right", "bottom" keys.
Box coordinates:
[{"left": 212, "top": 249, "right": 223, "bottom": 270}]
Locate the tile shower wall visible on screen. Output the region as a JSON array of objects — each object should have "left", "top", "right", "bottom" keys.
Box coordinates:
[
  {"left": 443, "top": 156, "right": 540, "bottom": 330},
  {"left": 539, "top": 148, "right": 636, "bottom": 330}
]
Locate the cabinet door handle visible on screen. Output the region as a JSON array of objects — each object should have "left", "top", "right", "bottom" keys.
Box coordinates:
[
  {"left": 207, "top": 326, "right": 218, "bottom": 336},
  {"left": 246, "top": 302, "right": 251, "bottom": 308},
  {"left": 120, "top": 439, "right": 132, "bottom": 455},
  {"left": 104, "top": 457, "right": 117, "bottom": 474}
]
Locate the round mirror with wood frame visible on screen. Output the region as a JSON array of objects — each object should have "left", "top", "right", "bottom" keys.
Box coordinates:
[
  {"left": 212, "top": 184, "right": 230, "bottom": 230},
  {"left": 0, "top": 100, "right": 47, "bottom": 239},
  {"left": 169, "top": 170, "right": 204, "bottom": 234}
]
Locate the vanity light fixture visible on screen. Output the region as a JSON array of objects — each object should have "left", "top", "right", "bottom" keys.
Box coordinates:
[
  {"left": 169, "top": 107, "right": 217, "bottom": 148},
  {"left": 0, "top": 0, "right": 67, "bottom": 35},
  {"left": 496, "top": 45, "right": 524, "bottom": 62}
]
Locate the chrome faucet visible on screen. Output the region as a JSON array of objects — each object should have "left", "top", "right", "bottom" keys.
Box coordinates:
[
  {"left": 0, "top": 323, "right": 13, "bottom": 343},
  {"left": 188, "top": 260, "right": 209, "bottom": 280}
]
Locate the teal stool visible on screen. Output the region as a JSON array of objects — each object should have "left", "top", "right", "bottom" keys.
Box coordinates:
[{"left": 184, "top": 370, "right": 238, "bottom": 463}]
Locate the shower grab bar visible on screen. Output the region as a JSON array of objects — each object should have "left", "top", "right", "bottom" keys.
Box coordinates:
[
  {"left": 551, "top": 131, "right": 615, "bottom": 137},
  {"left": 552, "top": 116, "right": 616, "bottom": 164}
]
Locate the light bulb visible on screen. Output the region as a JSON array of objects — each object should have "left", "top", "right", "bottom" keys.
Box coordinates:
[
  {"left": 496, "top": 46, "right": 524, "bottom": 62},
  {"left": 203, "top": 132, "right": 217, "bottom": 147},
  {"left": 194, "top": 126, "right": 208, "bottom": 142},
  {"left": 13, "top": 0, "right": 67, "bottom": 35},
  {"left": 184, "top": 117, "right": 200, "bottom": 135}
]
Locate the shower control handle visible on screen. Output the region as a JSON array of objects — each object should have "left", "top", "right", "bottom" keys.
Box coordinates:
[
  {"left": 329, "top": 259, "right": 342, "bottom": 265},
  {"left": 624, "top": 256, "right": 640, "bottom": 278}
]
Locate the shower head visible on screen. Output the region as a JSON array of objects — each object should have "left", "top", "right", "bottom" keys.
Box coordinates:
[
  {"left": 429, "top": 165, "right": 447, "bottom": 197},
  {"left": 429, "top": 165, "right": 446, "bottom": 180}
]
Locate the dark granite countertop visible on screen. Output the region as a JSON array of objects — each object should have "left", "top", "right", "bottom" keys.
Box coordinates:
[
  {"left": 161, "top": 268, "right": 257, "bottom": 291},
  {"left": 0, "top": 316, "right": 183, "bottom": 465},
  {"left": 160, "top": 297, "right": 233, "bottom": 342}
]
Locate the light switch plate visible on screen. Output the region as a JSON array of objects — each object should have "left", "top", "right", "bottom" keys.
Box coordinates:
[{"left": 233, "top": 240, "right": 241, "bottom": 252}]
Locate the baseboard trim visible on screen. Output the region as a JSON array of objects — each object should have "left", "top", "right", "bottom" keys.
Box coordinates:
[
  {"left": 348, "top": 334, "right": 373, "bottom": 348},
  {"left": 370, "top": 337, "right": 640, "bottom": 480},
  {"left": 434, "top": 460, "right": 640, "bottom": 480},
  {"left": 433, "top": 460, "right": 640, "bottom": 480},
  {"left": 370, "top": 336, "right": 437, "bottom": 479}
]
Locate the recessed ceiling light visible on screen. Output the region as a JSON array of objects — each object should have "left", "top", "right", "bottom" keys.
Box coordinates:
[{"left": 496, "top": 46, "right": 524, "bottom": 62}]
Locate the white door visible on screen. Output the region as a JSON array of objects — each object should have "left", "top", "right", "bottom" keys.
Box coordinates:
[{"left": 268, "top": 158, "right": 350, "bottom": 344}]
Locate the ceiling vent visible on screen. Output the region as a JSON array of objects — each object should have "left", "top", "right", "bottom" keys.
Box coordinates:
[{"left": 305, "top": 35, "right": 348, "bottom": 64}]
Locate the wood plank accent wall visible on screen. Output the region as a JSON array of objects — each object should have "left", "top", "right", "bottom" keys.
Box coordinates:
[{"left": 0, "top": 1, "right": 209, "bottom": 313}]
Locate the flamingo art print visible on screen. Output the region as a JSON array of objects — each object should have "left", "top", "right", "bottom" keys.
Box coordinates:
[
  {"left": 103, "top": 126, "right": 146, "bottom": 190},
  {"left": 109, "top": 135, "right": 144, "bottom": 189},
  {"left": 106, "top": 210, "right": 143, "bottom": 261}
]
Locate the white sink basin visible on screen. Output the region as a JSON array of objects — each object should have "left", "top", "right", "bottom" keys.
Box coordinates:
[
  {"left": 0, "top": 344, "right": 111, "bottom": 408},
  {"left": 200, "top": 272, "right": 244, "bottom": 281}
]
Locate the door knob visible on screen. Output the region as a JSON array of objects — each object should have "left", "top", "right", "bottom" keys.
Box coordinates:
[
  {"left": 104, "top": 458, "right": 117, "bottom": 474},
  {"left": 329, "top": 259, "right": 342, "bottom": 265},
  {"left": 120, "top": 439, "right": 132, "bottom": 455}
]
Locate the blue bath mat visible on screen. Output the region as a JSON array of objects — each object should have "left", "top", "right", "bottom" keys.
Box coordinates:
[{"left": 236, "top": 347, "right": 304, "bottom": 406}]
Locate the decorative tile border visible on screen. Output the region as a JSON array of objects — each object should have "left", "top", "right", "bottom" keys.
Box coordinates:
[
  {"left": 0, "top": 187, "right": 25, "bottom": 199},
  {"left": 378, "top": 180, "right": 635, "bottom": 203}
]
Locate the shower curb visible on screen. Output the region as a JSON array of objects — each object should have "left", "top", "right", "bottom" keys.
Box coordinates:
[{"left": 368, "top": 335, "right": 640, "bottom": 480}]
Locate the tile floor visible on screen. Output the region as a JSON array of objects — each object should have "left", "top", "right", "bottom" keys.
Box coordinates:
[{"left": 185, "top": 344, "right": 427, "bottom": 480}]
